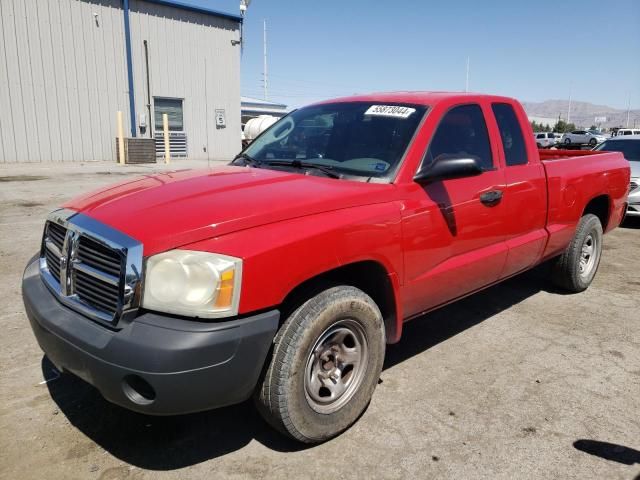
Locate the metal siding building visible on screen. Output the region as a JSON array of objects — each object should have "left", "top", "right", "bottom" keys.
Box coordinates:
[{"left": 0, "top": 0, "right": 241, "bottom": 163}]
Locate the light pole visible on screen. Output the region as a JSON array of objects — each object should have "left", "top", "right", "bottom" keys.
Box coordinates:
[
  {"left": 567, "top": 84, "right": 573, "bottom": 125},
  {"left": 465, "top": 57, "right": 470, "bottom": 92},
  {"left": 239, "top": 0, "right": 251, "bottom": 50},
  {"left": 263, "top": 19, "right": 268, "bottom": 100}
]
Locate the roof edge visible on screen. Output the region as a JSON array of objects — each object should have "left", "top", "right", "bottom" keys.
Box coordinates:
[{"left": 142, "top": 0, "right": 242, "bottom": 22}]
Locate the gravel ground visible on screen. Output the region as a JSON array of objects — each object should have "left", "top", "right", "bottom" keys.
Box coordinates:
[{"left": 1, "top": 161, "right": 639, "bottom": 480}]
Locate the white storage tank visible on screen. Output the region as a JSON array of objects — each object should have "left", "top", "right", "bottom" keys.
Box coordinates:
[{"left": 244, "top": 115, "right": 279, "bottom": 141}]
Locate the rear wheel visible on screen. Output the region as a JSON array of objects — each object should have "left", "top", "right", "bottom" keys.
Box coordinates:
[
  {"left": 551, "top": 214, "right": 603, "bottom": 292},
  {"left": 255, "top": 286, "right": 386, "bottom": 443},
  {"left": 589, "top": 138, "right": 597, "bottom": 146}
]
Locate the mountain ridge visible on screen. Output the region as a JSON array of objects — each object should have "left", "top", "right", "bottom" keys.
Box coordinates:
[{"left": 522, "top": 99, "right": 639, "bottom": 128}]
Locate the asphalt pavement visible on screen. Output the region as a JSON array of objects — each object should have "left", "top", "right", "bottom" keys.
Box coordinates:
[{"left": 1, "top": 160, "right": 638, "bottom": 480}]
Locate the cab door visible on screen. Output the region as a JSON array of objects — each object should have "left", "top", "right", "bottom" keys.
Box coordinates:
[
  {"left": 401, "top": 103, "right": 508, "bottom": 318},
  {"left": 489, "top": 102, "right": 547, "bottom": 278}
]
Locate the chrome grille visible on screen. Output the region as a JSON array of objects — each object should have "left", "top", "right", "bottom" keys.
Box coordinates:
[
  {"left": 77, "top": 236, "right": 122, "bottom": 277},
  {"left": 39, "top": 209, "right": 143, "bottom": 325},
  {"left": 47, "top": 222, "right": 67, "bottom": 249},
  {"left": 74, "top": 269, "right": 120, "bottom": 313},
  {"left": 73, "top": 236, "right": 123, "bottom": 316},
  {"left": 43, "top": 222, "right": 66, "bottom": 281}
]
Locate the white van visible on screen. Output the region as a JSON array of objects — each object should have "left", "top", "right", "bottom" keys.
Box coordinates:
[
  {"left": 534, "top": 132, "right": 556, "bottom": 148},
  {"left": 614, "top": 128, "right": 640, "bottom": 136}
]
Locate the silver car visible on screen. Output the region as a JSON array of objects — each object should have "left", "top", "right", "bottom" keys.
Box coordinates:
[
  {"left": 563, "top": 130, "right": 607, "bottom": 146},
  {"left": 594, "top": 135, "right": 640, "bottom": 217}
]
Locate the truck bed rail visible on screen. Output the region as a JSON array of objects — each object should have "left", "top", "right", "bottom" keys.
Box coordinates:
[{"left": 538, "top": 149, "right": 602, "bottom": 161}]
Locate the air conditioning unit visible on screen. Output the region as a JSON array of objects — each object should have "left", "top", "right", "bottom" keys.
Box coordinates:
[{"left": 116, "top": 138, "right": 157, "bottom": 164}]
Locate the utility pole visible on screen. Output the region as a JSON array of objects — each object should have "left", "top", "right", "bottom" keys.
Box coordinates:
[
  {"left": 239, "top": 0, "right": 251, "bottom": 51},
  {"left": 263, "top": 19, "right": 268, "bottom": 101},
  {"left": 567, "top": 84, "right": 572, "bottom": 125},
  {"left": 465, "top": 57, "right": 470, "bottom": 92},
  {"left": 627, "top": 94, "right": 631, "bottom": 127}
]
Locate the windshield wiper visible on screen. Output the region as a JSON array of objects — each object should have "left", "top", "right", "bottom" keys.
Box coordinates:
[
  {"left": 265, "top": 159, "right": 341, "bottom": 179},
  {"left": 233, "top": 153, "right": 262, "bottom": 167}
]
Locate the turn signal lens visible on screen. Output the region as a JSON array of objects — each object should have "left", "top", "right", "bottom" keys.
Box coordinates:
[{"left": 214, "top": 270, "right": 235, "bottom": 308}]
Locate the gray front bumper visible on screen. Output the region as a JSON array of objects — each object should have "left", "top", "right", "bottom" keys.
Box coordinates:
[{"left": 22, "top": 258, "right": 279, "bottom": 415}]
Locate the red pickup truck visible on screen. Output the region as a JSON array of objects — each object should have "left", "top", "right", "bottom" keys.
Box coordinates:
[{"left": 23, "top": 92, "right": 630, "bottom": 443}]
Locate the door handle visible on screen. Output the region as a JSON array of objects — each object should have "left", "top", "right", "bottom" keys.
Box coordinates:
[{"left": 480, "top": 190, "right": 503, "bottom": 207}]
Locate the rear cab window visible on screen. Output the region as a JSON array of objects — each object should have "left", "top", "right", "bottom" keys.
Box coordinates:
[
  {"left": 423, "top": 104, "right": 493, "bottom": 171},
  {"left": 491, "top": 103, "right": 528, "bottom": 166}
]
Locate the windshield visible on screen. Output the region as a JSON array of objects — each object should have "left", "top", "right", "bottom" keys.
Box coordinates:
[
  {"left": 594, "top": 139, "right": 640, "bottom": 161},
  {"left": 239, "top": 102, "right": 427, "bottom": 180}
]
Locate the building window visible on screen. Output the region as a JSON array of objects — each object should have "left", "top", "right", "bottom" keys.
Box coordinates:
[{"left": 154, "top": 98, "right": 184, "bottom": 131}]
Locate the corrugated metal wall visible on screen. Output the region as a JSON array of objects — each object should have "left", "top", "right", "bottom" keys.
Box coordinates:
[{"left": 0, "top": 0, "right": 241, "bottom": 162}]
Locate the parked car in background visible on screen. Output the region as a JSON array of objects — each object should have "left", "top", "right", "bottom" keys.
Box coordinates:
[
  {"left": 534, "top": 132, "right": 556, "bottom": 148},
  {"left": 594, "top": 135, "right": 640, "bottom": 217},
  {"left": 614, "top": 128, "right": 640, "bottom": 137},
  {"left": 553, "top": 132, "right": 563, "bottom": 144},
  {"left": 563, "top": 130, "right": 607, "bottom": 146}
]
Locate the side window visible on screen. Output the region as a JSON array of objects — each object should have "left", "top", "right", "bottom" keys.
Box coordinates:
[
  {"left": 491, "top": 103, "right": 528, "bottom": 166},
  {"left": 424, "top": 104, "right": 493, "bottom": 170},
  {"left": 536, "top": 133, "right": 545, "bottom": 139}
]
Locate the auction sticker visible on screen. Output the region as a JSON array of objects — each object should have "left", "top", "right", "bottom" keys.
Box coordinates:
[{"left": 364, "top": 105, "right": 416, "bottom": 118}]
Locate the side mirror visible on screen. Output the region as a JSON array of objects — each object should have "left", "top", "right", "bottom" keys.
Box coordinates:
[{"left": 414, "top": 155, "right": 483, "bottom": 183}]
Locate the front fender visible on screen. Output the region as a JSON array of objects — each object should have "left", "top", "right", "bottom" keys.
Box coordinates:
[{"left": 184, "top": 202, "right": 404, "bottom": 317}]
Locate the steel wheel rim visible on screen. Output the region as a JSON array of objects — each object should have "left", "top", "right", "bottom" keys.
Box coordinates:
[
  {"left": 579, "top": 232, "right": 599, "bottom": 278},
  {"left": 304, "top": 319, "right": 369, "bottom": 414}
]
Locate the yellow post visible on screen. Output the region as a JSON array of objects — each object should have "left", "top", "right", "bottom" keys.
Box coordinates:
[
  {"left": 163, "top": 113, "right": 171, "bottom": 164},
  {"left": 116, "top": 111, "right": 125, "bottom": 164}
]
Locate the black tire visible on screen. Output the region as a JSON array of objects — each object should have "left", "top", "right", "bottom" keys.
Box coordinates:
[
  {"left": 589, "top": 138, "right": 597, "bottom": 146},
  {"left": 564, "top": 137, "right": 571, "bottom": 144},
  {"left": 255, "top": 286, "right": 386, "bottom": 443},
  {"left": 551, "top": 214, "right": 603, "bottom": 292}
]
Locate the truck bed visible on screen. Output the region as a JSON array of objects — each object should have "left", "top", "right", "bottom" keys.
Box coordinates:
[{"left": 539, "top": 150, "right": 629, "bottom": 260}]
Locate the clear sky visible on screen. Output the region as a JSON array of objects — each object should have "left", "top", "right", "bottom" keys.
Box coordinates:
[{"left": 190, "top": 0, "right": 639, "bottom": 110}]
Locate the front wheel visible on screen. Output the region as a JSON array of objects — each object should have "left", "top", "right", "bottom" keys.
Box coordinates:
[
  {"left": 255, "top": 286, "right": 386, "bottom": 443},
  {"left": 564, "top": 138, "right": 571, "bottom": 144},
  {"left": 550, "top": 214, "right": 603, "bottom": 292}
]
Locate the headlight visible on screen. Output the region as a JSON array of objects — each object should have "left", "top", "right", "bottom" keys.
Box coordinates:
[{"left": 142, "top": 250, "right": 242, "bottom": 318}]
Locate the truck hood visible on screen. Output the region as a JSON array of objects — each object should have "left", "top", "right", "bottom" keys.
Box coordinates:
[{"left": 63, "top": 166, "right": 395, "bottom": 256}]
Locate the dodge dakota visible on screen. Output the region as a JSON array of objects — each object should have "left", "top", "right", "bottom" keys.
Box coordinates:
[{"left": 23, "top": 92, "right": 630, "bottom": 443}]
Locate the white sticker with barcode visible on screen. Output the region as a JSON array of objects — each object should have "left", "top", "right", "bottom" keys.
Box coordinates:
[{"left": 364, "top": 105, "right": 416, "bottom": 118}]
